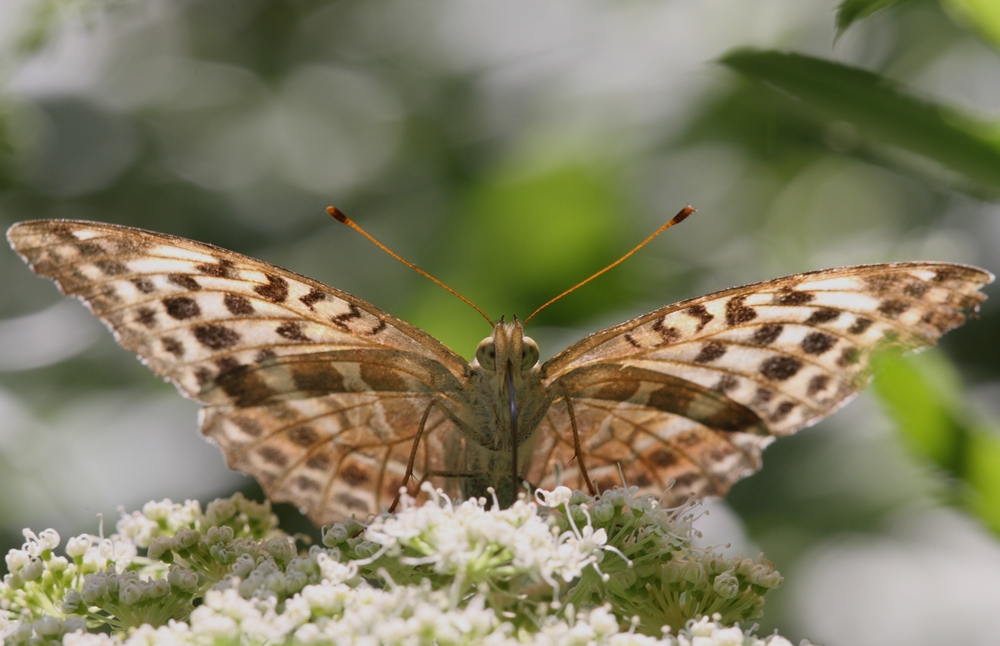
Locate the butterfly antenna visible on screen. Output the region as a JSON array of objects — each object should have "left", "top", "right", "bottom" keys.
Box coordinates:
[
  {"left": 328, "top": 207, "right": 494, "bottom": 326},
  {"left": 524, "top": 206, "right": 695, "bottom": 324}
]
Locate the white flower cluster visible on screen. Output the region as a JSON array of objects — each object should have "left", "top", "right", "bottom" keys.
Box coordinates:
[{"left": 2, "top": 487, "right": 808, "bottom": 646}]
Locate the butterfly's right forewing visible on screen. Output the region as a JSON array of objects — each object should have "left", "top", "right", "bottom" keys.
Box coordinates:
[{"left": 536, "top": 263, "right": 992, "bottom": 504}]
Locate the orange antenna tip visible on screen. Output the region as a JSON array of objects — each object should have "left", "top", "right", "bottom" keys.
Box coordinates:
[
  {"left": 327, "top": 206, "right": 347, "bottom": 223},
  {"left": 671, "top": 206, "right": 695, "bottom": 225}
]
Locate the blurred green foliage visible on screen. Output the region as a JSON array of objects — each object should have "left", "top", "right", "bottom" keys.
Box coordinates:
[
  {"left": 721, "top": 49, "right": 1000, "bottom": 192},
  {"left": 943, "top": 0, "right": 1000, "bottom": 50},
  {"left": 873, "top": 350, "right": 1000, "bottom": 534},
  {"left": 837, "top": 0, "right": 910, "bottom": 34}
]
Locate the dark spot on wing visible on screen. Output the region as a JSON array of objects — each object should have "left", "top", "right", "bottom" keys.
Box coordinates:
[
  {"left": 332, "top": 304, "right": 363, "bottom": 329},
  {"left": 196, "top": 259, "right": 235, "bottom": 278},
  {"left": 713, "top": 374, "right": 739, "bottom": 393},
  {"left": 290, "top": 362, "right": 346, "bottom": 395},
  {"left": 685, "top": 305, "right": 714, "bottom": 332},
  {"left": 75, "top": 242, "right": 103, "bottom": 257},
  {"left": 725, "top": 296, "right": 757, "bottom": 326},
  {"left": 306, "top": 454, "right": 331, "bottom": 470},
  {"left": 132, "top": 277, "right": 156, "bottom": 294},
  {"left": 96, "top": 259, "right": 128, "bottom": 276},
  {"left": 760, "top": 356, "right": 802, "bottom": 381},
  {"left": 288, "top": 426, "right": 321, "bottom": 447},
  {"left": 652, "top": 318, "right": 680, "bottom": 344},
  {"left": 768, "top": 401, "right": 796, "bottom": 422},
  {"left": 214, "top": 363, "right": 276, "bottom": 407},
  {"left": 801, "top": 332, "right": 836, "bottom": 355},
  {"left": 168, "top": 274, "right": 201, "bottom": 291},
  {"left": 903, "top": 282, "right": 929, "bottom": 298},
  {"left": 750, "top": 388, "right": 773, "bottom": 406},
  {"left": 805, "top": 308, "right": 840, "bottom": 324},
  {"left": 300, "top": 288, "right": 326, "bottom": 309},
  {"left": 693, "top": 341, "right": 727, "bottom": 363},
  {"left": 232, "top": 414, "right": 263, "bottom": 437},
  {"left": 933, "top": 267, "right": 964, "bottom": 282},
  {"left": 194, "top": 324, "right": 241, "bottom": 349},
  {"left": 161, "top": 336, "right": 184, "bottom": 357},
  {"left": 866, "top": 273, "right": 902, "bottom": 293},
  {"left": 848, "top": 318, "right": 873, "bottom": 334},
  {"left": 335, "top": 492, "right": 369, "bottom": 512},
  {"left": 750, "top": 324, "right": 783, "bottom": 346},
  {"left": 276, "top": 322, "right": 309, "bottom": 341},
  {"left": 807, "top": 374, "right": 830, "bottom": 397},
  {"left": 837, "top": 346, "right": 861, "bottom": 366},
  {"left": 135, "top": 307, "right": 157, "bottom": 328},
  {"left": 224, "top": 293, "right": 255, "bottom": 315},
  {"left": 294, "top": 476, "right": 322, "bottom": 492},
  {"left": 214, "top": 356, "right": 241, "bottom": 375},
  {"left": 255, "top": 273, "right": 289, "bottom": 303},
  {"left": 258, "top": 446, "right": 288, "bottom": 467},
  {"left": 878, "top": 299, "right": 909, "bottom": 318},
  {"left": 773, "top": 290, "right": 814, "bottom": 305},
  {"left": 649, "top": 448, "right": 677, "bottom": 467},
  {"left": 339, "top": 463, "right": 369, "bottom": 486},
  {"left": 163, "top": 296, "right": 200, "bottom": 320},
  {"left": 194, "top": 367, "right": 213, "bottom": 386}
]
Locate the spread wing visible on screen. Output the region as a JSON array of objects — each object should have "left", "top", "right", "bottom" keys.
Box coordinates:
[
  {"left": 530, "top": 263, "right": 993, "bottom": 504},
  {"left": 7, "top": 219, "right": 470, "bottom": 523}
]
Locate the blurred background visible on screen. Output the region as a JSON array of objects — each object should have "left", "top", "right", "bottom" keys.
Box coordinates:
[{"left": 2, "top": 0, "right": 1000, "bottom": 643}]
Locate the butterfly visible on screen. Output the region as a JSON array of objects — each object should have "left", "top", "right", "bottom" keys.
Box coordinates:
[{"left": 6, "top": 217, "right": 993, "bottom": 525}]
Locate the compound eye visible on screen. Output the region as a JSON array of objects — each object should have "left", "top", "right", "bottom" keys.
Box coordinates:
[
  {"left": 521, "top": 337, "right": 540, "bottom": 370},
  {"left": 476, "top": 338, "right": 497, "bottom": 371}
]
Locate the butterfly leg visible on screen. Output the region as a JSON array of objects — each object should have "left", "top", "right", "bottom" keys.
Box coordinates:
[
  {"left": 559, "top": 381, "right": 596, "bottom": 495},
  {"left": 390, "top": 397, "right": 439, "bottom": 513},
  {"left": 389, "top": 397, "right": 485, "bottom": 513}
]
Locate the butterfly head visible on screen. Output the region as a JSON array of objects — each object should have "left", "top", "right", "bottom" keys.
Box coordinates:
[{"left": 474, "top": 316, "right": 540, "bottom": 375}]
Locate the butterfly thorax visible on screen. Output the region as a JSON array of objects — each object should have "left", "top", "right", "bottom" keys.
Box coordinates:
[{"left": 458, "top": 318, "right": 549, "bottom": 507}]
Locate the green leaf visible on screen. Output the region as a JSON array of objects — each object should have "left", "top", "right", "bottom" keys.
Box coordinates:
[
  {"left": 872, "top": 350, "right": 1000, "bottom": 535},
  {"left": 720, "top": 49, "right": 1000, "bottom": 191},
  {"left": 836, "top": 0, "right": 910, "bottom": 35},
  {"left": 942, "top": 0, "right": 1000, "bottom": 50}
]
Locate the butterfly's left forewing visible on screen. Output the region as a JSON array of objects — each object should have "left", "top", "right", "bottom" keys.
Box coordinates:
[
  {"left": 7, "top": 220, "right": 471, "bottom": 523},
  {"left": 536, "top": 263, "right": 992, "bottom": 504}
]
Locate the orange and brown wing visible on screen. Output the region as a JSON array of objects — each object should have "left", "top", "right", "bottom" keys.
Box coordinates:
[
  {"left": 537, "top": 263, "right": 992, "bottom": 503},
  {"left": 7, "top": 219, "right": 470, "bottom": 523}
]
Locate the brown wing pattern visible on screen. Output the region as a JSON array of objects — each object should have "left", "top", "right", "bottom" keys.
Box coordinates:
[
  {"left": 7, "top": 220, "right": 469, "bottom": 523},
  {"left": 540, "top": 263, "right": 992, "bottom": 503}
]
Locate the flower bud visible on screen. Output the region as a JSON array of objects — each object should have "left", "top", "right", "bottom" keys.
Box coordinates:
[
  {"left": 19, "top": 557, "right": 44, "bottom": 582},
  {"left": 145, "top": 578, "right": 171, "bottom": 599},
  {"left": 61, "top": 589, "right": 83, "bottom": 613},
  {"left": 32, "top": 616, "right": 64, "bottom": 636},
  {"left": 206, "top": 499, "right": 237, "bottom": 525},
  {"left": 5, "top": 549, "right": 30, "bottom": 574},
  {"left": 168, "top": 566, "right": 201, "bottom": 594},
  {"left": 712, "top": 571, "right": 740, "bottom": 599},
  {"left": 147, "top": 536, "right": 173, "bottom": 562},
  {"left": 173, "top": 529, "right": 200, "bottom": 551},
  {"left": 118, "top": 579, "right": 143, "bottom": 605},
  {"left": 65, "top": 536, "right": 91, "bottom": 558}
]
